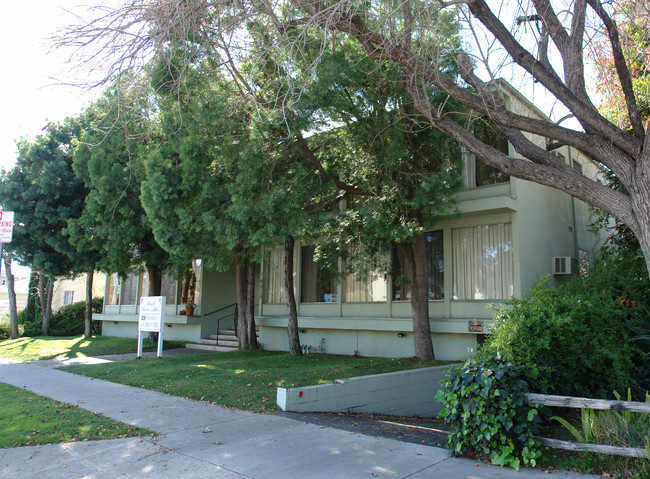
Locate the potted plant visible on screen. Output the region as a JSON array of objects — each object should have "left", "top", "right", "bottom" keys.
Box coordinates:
[{"left": 185, "top": 301, "right": 196, "bottom": 316}]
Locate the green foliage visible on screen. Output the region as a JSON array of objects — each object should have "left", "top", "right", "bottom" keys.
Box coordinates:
[
  {"left": 0, "top": 320, "right": 22, "bottom": 340},
  {"left": 0, "top": 119, "right": 88, "bottom": 277},
  {"left": 48, "top": 298, "right": 103, "bottom": 337},
  {"left": 480, "top": 277, "right": 641, "bottom": 398},
  {"left": 144, "top": 63, "right": 336, "bottom": 274},
  {"left": 593, "top": 0, "right": 650, "bottom": 130},
  {"left": 298, "top": 37, "right": 466, "bottom": 276},
  {"left": 551, "top": 411, "right": 597, "bottom": 444},
  {"left": 550, "top": 390, "right": 650, "bottom": 479},
  {"left": 435, "top": 355, "right": 543, "bottom": 470},
  {"left": 22, "top": 322, "right": 43, "bottom": 337},
  {"left": 72, "top": 81, "right": 168, "bottom": 277}
]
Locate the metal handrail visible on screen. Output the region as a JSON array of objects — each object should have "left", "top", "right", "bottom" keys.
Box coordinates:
[
  {"left": 202, "top": 303, "right": 257, "bottom": 347},
  {"left": 203, "top": 303, "right": 238, "bottom": 347},
  {"left": 202, "top": 303, "right": 237, "bottom": 317}
]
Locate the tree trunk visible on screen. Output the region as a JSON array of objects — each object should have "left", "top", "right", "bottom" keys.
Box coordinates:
[
  {"left": 628, "top": 172, "right": 650, "bottom": 275},
  {"left": 84, "top": 269, "right": 94, "bottom": 338},
  {"left": 284, "top": 236, "right": 302, "bottom": 356},
  {"left": 3, "top": 254, "right": 19, "bottom": 339},
  {"left": 235, "top": 254, "right": 250, "bottom": 350},
  {"left": 148, "top": 268, "right": 162, "bottom": 296},
  {"left": 403, "top": 233, "right": 435, "bottom": 360},
  {"left": 38, "top": 274, "right": 53, "bottom": 336},
  {"left": 246, "top": 260, "right": 259, "bottom": 350},
  {"left": 25, "top": 271, "right": 40, "bottom": 324},
  {"left": 234, "top": 253, "right": 259, "bottom": 350}
]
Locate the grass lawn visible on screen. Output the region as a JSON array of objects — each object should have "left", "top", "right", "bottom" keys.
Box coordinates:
[
  {"left": 0, "top": 383, "right": 154, "bottom": 448},
  {"left": 0, "top": 335, "right": 186, "bottom": 362},
  {"left": 61, "top": 349, "right": 449, "bottom": 412}
]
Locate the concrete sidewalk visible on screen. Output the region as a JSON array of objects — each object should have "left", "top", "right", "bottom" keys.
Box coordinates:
[{"left": 0, "top": 352, "right": 599, "bottom": 479}]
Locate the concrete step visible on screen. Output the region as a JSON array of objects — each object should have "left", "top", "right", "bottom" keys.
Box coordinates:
[
  {"left": 209, "top": 333, "right": 237, "bottom": 341},
  {"left": 187, "top": 328, "right": 260, "bottom": 352},
  {"left": 209, "top": 329, "right": 258, "bottom": 341},
  {"left": 186, "top": 343, "right": 238, "bottom": 352},
  {"left": 194, "top": 338, "right": 238, "bottom": 347}
]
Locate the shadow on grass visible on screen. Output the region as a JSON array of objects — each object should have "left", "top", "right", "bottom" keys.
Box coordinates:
[{"left": 0, "top": 336, "right": 186, "bottom": 361}]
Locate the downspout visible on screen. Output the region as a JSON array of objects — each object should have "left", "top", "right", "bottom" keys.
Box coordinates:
[{"left": 568, "top": 147, "right": 580, "bottom": 260}]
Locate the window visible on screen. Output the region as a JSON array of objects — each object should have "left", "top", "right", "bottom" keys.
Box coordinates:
[
  {"left": 392, "top": 231, "right": 444, "bottom": 301},
  {"left": 452, "top": 223, "right": 514, "bottom": 300},
  {"left": 392, "top": 244, "right": 410, "bottom": 301},
  {"left": 573, "top": 161, "right": 583, "bottom": 175},
  {"left": 142, "top": 270, "right": 177, "bottom": 304},
  {"left": 120, "top": 273, "right": 139, "bottom": 305},
  {"left": 176, "top": 260, "right": 202, "bottom": 306},
  {"left": 301, "top": 245, "right": 337, "bottom": 303},
  {"left": 63, "top": 290, "right": 74, "bottom": 305},
  {"left": 465, "top": 119, "right": 511, "bottom": 187},
  {"left": 191, "top": 259, "right": 202, "bottom": 307},
  {"left": 160, "top": 272, "right": 177, "bottom": 304},
  {"left": 106, "top": 273, "right": 120, "bottom": 305},
  {"left": 265, "top": 247, "right": 286, "bottom": 304},
  {"left": 344, "top": 267, "right": 387, "bottom": 302}
]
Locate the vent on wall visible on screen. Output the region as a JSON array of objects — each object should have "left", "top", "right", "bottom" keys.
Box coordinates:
[{"left": 553, "top": 256, "right": 578, "bottom": 275}]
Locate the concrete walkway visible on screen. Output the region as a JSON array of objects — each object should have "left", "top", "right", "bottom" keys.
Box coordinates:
[{"left": 0, "top": 352, "right": 599, "bottom": 479}]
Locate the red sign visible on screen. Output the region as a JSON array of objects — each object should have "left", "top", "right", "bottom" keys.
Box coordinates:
[
  {"left": 0, "top": 211, "right": 14, "bottom": 243},
  {"left": 468, "top": 320, "right": 484, "bottom": 333}
]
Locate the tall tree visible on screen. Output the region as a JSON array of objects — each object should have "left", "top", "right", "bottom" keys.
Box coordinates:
[
  {"left": 2, "top": 252, "right": 19, "bottom": 339},
  {"left": 73, "top": 82, "right": 169, "bottom": 290},
  {"left": 57, "top": 0, "right": 650, "bottom": 278},
  {"left": 0, "top": 120, "right": 88, "bottom": 334},
  {"left": 143, "top": 68, "right": 261, "bottom": 350},
  {"left": 295, "top": 35, "right": 464, "bottom": 359},
  {"left": 144, "top": 64, "right": 336, "bottom": 352}
]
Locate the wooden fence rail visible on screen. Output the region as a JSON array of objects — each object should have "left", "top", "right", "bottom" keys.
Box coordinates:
[{"left": 524, "top": 393, "right": 649, "bottom": 459}]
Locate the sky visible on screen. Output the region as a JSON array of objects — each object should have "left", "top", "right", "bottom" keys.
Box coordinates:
[
  {"left": 0, "top": 1, "right": 102, "bottom": 173},
  {"left": 0, "top": 1, "right": 106, "bottom": 276}
]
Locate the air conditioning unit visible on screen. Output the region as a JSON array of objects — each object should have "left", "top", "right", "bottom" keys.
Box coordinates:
[{"left": 552, "top": 256, "right": 578, "bottom": 275}]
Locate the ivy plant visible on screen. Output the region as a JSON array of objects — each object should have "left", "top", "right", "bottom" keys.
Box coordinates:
[{"left": 435, "top": 355, "right": 543, "bottom": 471}]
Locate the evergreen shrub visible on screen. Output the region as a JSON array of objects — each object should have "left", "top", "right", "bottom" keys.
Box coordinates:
[
  {"left": 480, "top": 277, "right": 641, "bottom": 398},
  {"left": 49, "top": 298, "right": 103, "bottom": 337},
  {"left": 21, "top": 314, "right": 42, "bottom": 337},
  {"left": 0, "top": 320, "right": 11, "bottom": 340}
]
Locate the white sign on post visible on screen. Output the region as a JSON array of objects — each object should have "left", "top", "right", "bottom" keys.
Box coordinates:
[
  {"left": 0, "top": 211, "right": 15, "bottom": 243},
  {"left": 137, "top": 296, "right": 165, "bottom": 358}
]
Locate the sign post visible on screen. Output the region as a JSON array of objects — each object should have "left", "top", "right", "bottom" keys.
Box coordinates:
[
  {"left": 137, "top": 296, "right": 165, "bottom": 358},
  {"left": 0, "top": 211, "right": 15, "bottom": 278}
]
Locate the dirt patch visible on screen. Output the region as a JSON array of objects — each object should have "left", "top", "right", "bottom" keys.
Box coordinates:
[{"left": 276, "top": 411, "right": 450, "bottom": 448}]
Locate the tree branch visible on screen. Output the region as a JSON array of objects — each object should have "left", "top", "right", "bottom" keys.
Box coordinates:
[
  {"left": 586, "top": 0, "right": 645, "bottom": 140},
  {"left": 404, "top": 75, "right": 638, "bottom": 232},
  {"left": 467, "top": 0, "right": 637, "bottom": 155}
]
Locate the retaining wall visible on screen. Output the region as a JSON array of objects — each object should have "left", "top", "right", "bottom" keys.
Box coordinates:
[{"left": 277, "top": 364, "right": 453, "bottom": 418}]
